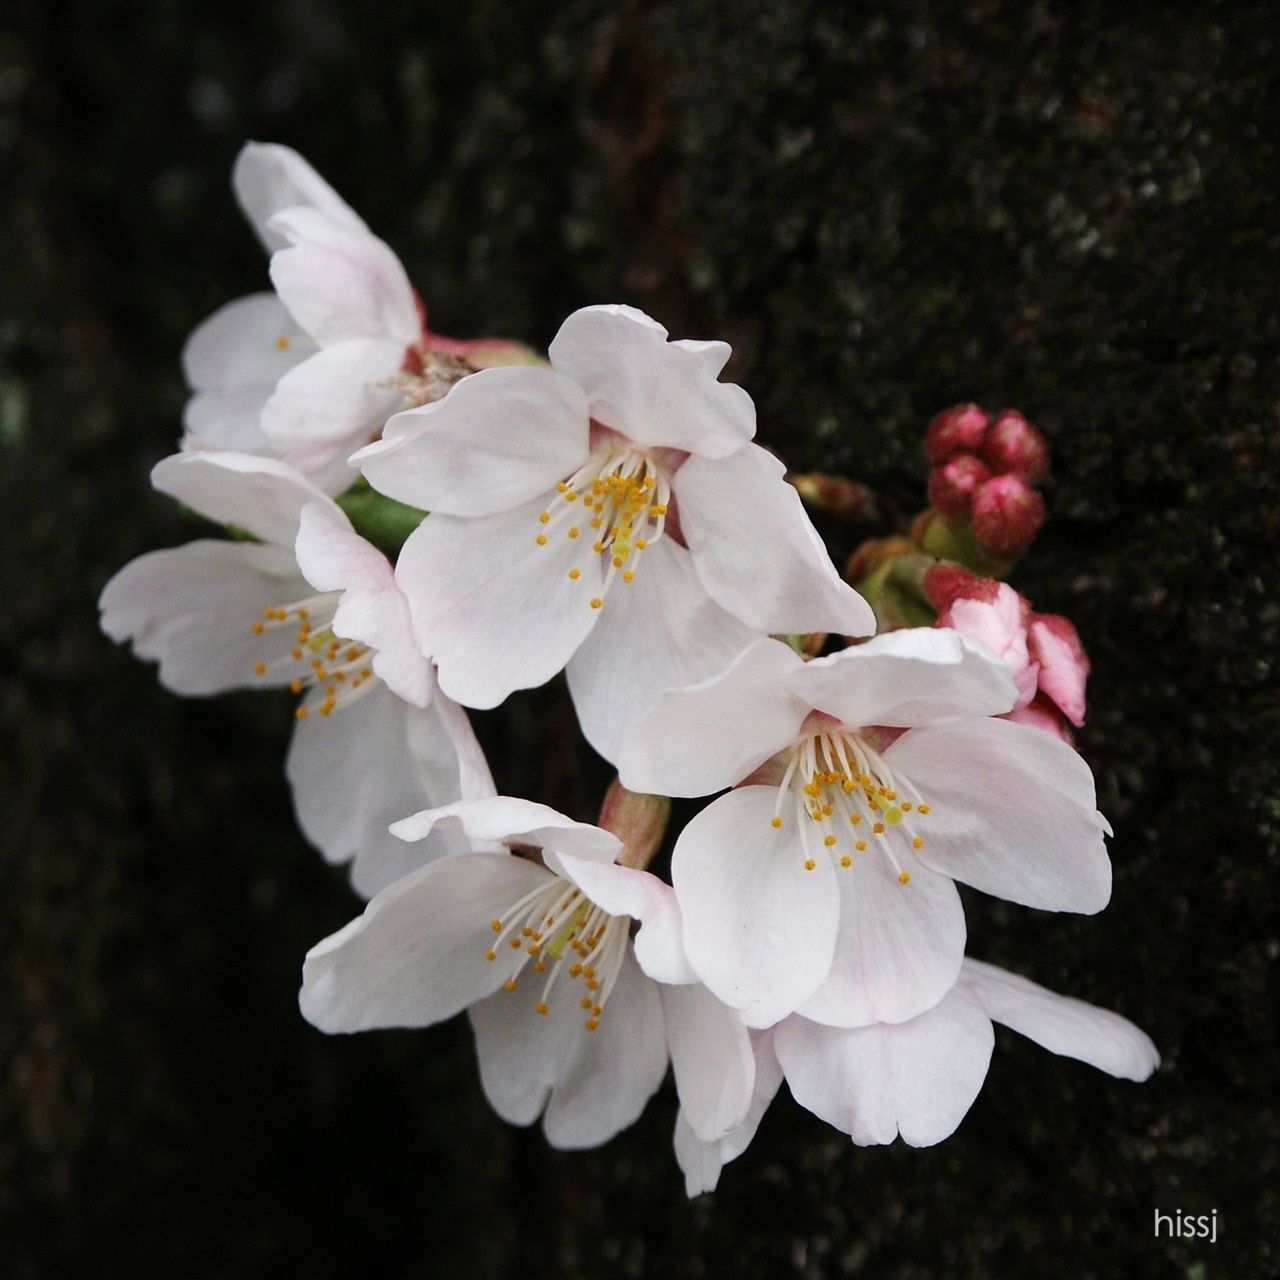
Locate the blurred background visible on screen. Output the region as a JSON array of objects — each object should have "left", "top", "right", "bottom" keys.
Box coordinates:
[{"left": 2, "top": 1, "right": 1277, "bottom": 1276}]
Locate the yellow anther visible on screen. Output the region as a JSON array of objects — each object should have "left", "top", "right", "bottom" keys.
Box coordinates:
[
  {"left": 584, "top": 1018, "right": 599, "bottom": 1031},
  {"left": 918, "top": 804, "right": 931, "bottom": 815},
  {"left": 251, "top": 621, "right": 265, "bottom": 635},
  {"left": 823, "top": 834, "right": 837, "bottom": 847},
  {"left": 295, "top": 706, "right": 308, "bottom": 720},
  {"left": 504, "top": 979, "right": 517, "bottom": 993},
  {"left": 485, "top": 949, "right": 496, "bottom": 961},
  {"left": 568, "top": 527, "right": 580, "bottom": 539},
  {"left": 289, "top": 679, "right": 304, "bottom": 694},
  {"left": 565, "top": 491, "right": 578, "bottom": 502},
  {"left": 898, "top": 871, "right": 912, "bottom": 885},
  {"left": 822, "top": 804, "right": 834, "bottom": 817},
  {"left": 581, "top": 997, "right": 593, "bottom": 1009},
  {"left": 612, "top": 556, "right": 624, "bottom": 568},
  {"left": 804, "top": 859, "right": 816, "bottom": 871},
  {"left": 590, "top": 598, "right": 603, "bottom": 609},
  {"left": 556, "top": 482, "right": 569, "bottom": 494},
  {"left": 533, "top": 960, "right": 546, "bottom": 972},
  {"left": 840, "top": 855, "right": 852, "bottom": 868},
  {"left": 538, "top": 512, "right": 551, "bottom": 525},
  {"left": 535, "top": 1002, "right": 549, "bottom": 1016},
  {"left": 850, "top": 813, "right": 862, "bottom": 825},
  {"left": 873, "top": 822, "right": 886, "bottom": 835},
  {"left": 568, "top": 568, "right": 581, "bottom": 580},
  {"left": 521, "top": 927, "right": 533, "bottom": 938},
  {"left": 913, "top": 836, "right": 925, "bottom": 849},
  {"left": 855, "top": 839, "right": 867, "bottom": 851},
  {"left": 622, "top": 571, "right": 634, "bottom": 583},
  {"left": 291, "top": 648, "right": 303, "bottom": 661},
  {"left": 901, "top": 802, "right": 913, "bottom": 812},
  {"left": 509, "top": 938, "right": 521, "bottom": 949},
  {"left": 275, "top": 335, "right": 290, "bottom": 350},
  {"left": 570, "top": 963, "right": 583, "bottom": 978},
  {"left": 254, "top": 661, "right": 267, "bottom": 677},
  {"left": 771, "top": 815, "right": 783, "bottom": 829},
  {"left": 536, "top": 534, "right": 548, "bottom": 546}
]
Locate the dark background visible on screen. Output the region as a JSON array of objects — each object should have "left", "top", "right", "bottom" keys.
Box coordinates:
[{"left": 3, "top": 1, "right": 1277, "bottom": 1276}]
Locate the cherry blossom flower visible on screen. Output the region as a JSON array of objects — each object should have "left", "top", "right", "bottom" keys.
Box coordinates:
[
  {"left": 98, "top": 450, "right": 491, "bottom": 896},
  {"left": 774, "top": 957, "right": 1158, "bottom": 1148},
  {"left": 353, "top": 303, "right": 874, "bottom": 761},
  {"left": 182, "top": 142, "right": 532, "bottom": 493},
  {"left": 300, "top": 798, "right": 756, "bottom": 1150},
  {"left": 618, "top": 630, "right": 1113, "bottom": 1030}
]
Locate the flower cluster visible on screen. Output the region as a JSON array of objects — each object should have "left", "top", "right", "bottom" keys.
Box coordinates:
[{"left": 101, "top": 144, "right": 1156, "bottom": 1196}]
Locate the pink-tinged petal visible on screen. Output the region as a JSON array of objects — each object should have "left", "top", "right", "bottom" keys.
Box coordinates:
[
  {"left": 565, "top": 537, "right": 759, "bottom": 765},
  {"left": 540, "top": 950, "right": 668, "bottom": 1149},
  {"left": 390, "top": 796, "right": 621, "bottom": 863},
  {"left": 261, "top": 337, "right": 407, "bottom": 465},
  {"left": 617, "top": 638, "right": 809, "bottom": 799},
  {"left": 182, "top": 293, "right": 309, "bottom": 395},
  {"left": 183, "top": 387, "right": 274, "bottom": 456},
  {"left": 353, "top": 366, "right": 590, "bottom": 517},
  {"left": 233, "top": 141, "right": 368, "bottom": 253},
  {"left": 1006, "top": 695, "right": 1074, "bottom": 743},
  {"left": 552, "top": 855, "right": 697, "bottom": 984},
  {"left": 662, "top": 983, "right": 755, "bottom": 1142},
  {"left": 672, "top": 786, "right": 840, "bottom": 1028},
  {"left": 150, "top": 450, "right": 339, "bottom": 549},
  {"left": 938, "top": 583, "right": 1038, "bottom": 708},
  {"left": 799, "top": 856, "right": 965, "bottom": 1028},
  {"left": 268, "top": 210, "right": 420, "bottom": 346},
  {"left": 295, "top": 502, "right": 433, "bottom": 707},
  {"left": 1028, "top": 614, "right": 1089, "bottom": 727},
  {"left": 674, "top": 1028, "right": 783, "bottom": 1196},
  {"left": 673, "top": 444, "right": 875, "bottom": 636},
  {"left": 99, "top": 540, "right": 305, "bottom": 695},
  {"left": 886, "top": 717, "right": 1112, "bottom": 913},
  {"left": 960, "top": 959, "right": 1159, "bottom": 1081},
  {"left": 394, "top": 498, "right": 606, "bottom": 710},
  {"left": 299, "top": 852, "right": 549, "bottom": 1032},
  {"left": 286, "top": 684, "right": 486, "bottom": 899},
  {"left": 775, "top": 987, "right": 994, "bottom": 1147},
  {"left": 791, "top": 628, "right": 1019, "bottom": 730},
  {"left": 547, "top": 304, "right": 756, "bottom": 460}
]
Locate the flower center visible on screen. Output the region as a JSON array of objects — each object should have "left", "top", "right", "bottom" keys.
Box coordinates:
[
  {"left": 386, "top": 346, "right": 472, "bottom": 409},
  {"left": 250, "top": 593, "right": 378, "bottom": 719},
  {"left": 483, "top": 875, "right": 631, "bottom": 1032},
  {"left": 770, "top": 730, "right": 932, "bottom": 883},
  {"left": 533, "top": 444, "right": 671, "bottom": 610}
]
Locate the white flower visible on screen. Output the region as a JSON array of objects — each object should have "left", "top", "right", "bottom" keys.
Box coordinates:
[
  {"left": 98, "top": 450, "right": 491, "bottom": 896},
  {"left": 182, "top": 143, "right": 491, "bottom": 493},
  {"left": 300, "top": 797, "right": 757, "bottom": 1151},
  {"left": 774, "top": 958, "right": 1159, "bottom": 1148},
  {"left": 352, "top": 303, "right": 874, "bottom": 761},
  {"left": 618, "top": 630, "right": 1113, "bottom": 1029}
]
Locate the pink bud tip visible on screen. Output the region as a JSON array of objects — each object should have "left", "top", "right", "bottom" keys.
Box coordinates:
[
  {"left": 927, "top": 452, "right": 993, "bottom": 519},
  {"left": 981, "top": 410, "right": 1050, "bottom": 482},
  {"left": 924, "top": 403, "right": 991, "bottom": 465},
  {"left": 970, "top": 474, "right": 1046, "bottom": 553},
  {"left": 921, "top": 562, "right": 983, "bottom": 613}
]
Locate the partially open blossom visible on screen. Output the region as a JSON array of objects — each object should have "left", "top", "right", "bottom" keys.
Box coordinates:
[
  {"left": 98, "top": 450, "right": 491, "bottom": 896},
  {"left": 354, "top": 304, "right": 874, "bottom": 761},
  {"left": 774, "top": 958, "right": 1158, "bottom": 1148},
  {"left": 618, "top": 630, "right": 1112, "bottom": 1030},
  {"left": 924, "top": 403, "right": 990, "bottom": 465},
  {"left": 969, "top": 472, "right": 1046, "bottom": 553},
  {"left": 300, "top": 798, "right": 756, "bottom": 1150},
  {"left": 181, "top": 142, "right": 534, "bottom": 493},
  {"left": 925, "top": 563, "right": 1089, "bottom": 731}
]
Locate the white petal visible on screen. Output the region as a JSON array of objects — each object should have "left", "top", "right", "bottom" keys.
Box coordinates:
[
  {"left": 775, "top": 987, "right": 994, "bottom": 1147},
  {"left": 299, "top": 852, "right": 549, "bottom": 1032},
  {"left": 390, "top": 796, "right": 621, "bottom": 862},
  {"left": 799, "top": 857, "right": 965, "bottom": 1028},
  {"left": 268, "top": 211, "right": 420, "bottom": 346},
  {"left": 961, "top": 959, "right": 1159, "bottom": 1081},
  {"left": 261, "top": 338, "right": 407, "bottom": 465},
  {"left": 99, "top": 540, "right": 306, "bottom": 695},
  {"left": 182, "top": 387, "right": 274, "bottom": 455},
  {"left": 673, "top": 444, "right": 875, "bottom": 635},
  {"left": 286, "top": 683, "right": 487, "bottom": 898},
  {"left": 792, "top": 628, "right": 1020, "bottom": 729},
  {"left": 540, "top": 950, "right": 668, "bottom": 1149},
  {"left": 672, "top": 786, "right": 840, "bottom": 1027},
  {"left": 354, "top": 366, "right": 591, "bottom": 516},
  {"left": 150, "top": 450, "right": 339, "bottom": 549},
  {"left": 547, "top": 304, "right": 756, "bottom": 460},
  {"left": 233, "top": 141, "right": 368, "bottom": 253},
  {"left": 617, "top": 638, "right": 809, "bottom": 799},
  {"left": 886, "top": 717, "right": 1112, "bottom": 913},
  {"left": 565, "top": 537, "right": 759, "bottom": 764},
  {"left": 182, "top": 292, "right": 309, "bottom": 397},
  {"left": 662, "top": 983, "right": 755, "bottom": 1142},
  {"left": 550, "top": 855, "right": 697, "bottom": 984},
  {"left": 674, "top": 1028, "right": 783, "bottom": 1195},
  {"left": 394, "top": 498, "right": 606, "bottom": 710},
  {"left": 295, "top": 502, "right": 433, "bottom": 707}
]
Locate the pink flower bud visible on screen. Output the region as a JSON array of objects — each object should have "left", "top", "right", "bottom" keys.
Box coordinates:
[
  {"left": 924, "top": 403, "right": 991, "bottom": 465},
  {"left": 927, "top": 452, "right": 993, "bottom": 519},
  {"left": 1006, "top": 693, "right": 1075, "bottom": 744},
  {"left": 921, "top": 562, "right": 983, "bottom": 613},
  {"left": 1028, "top": 613, "right": 1089, "bottom": 727},
  {"left": 970, "top": 474, "right": 1045, "bottom": 553},
  {"left": 981, "top": 410, "right": 1050, "bottom": 482},
  {"left": 936, "top": 580, "right": 1038, "bottom": 707}
]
